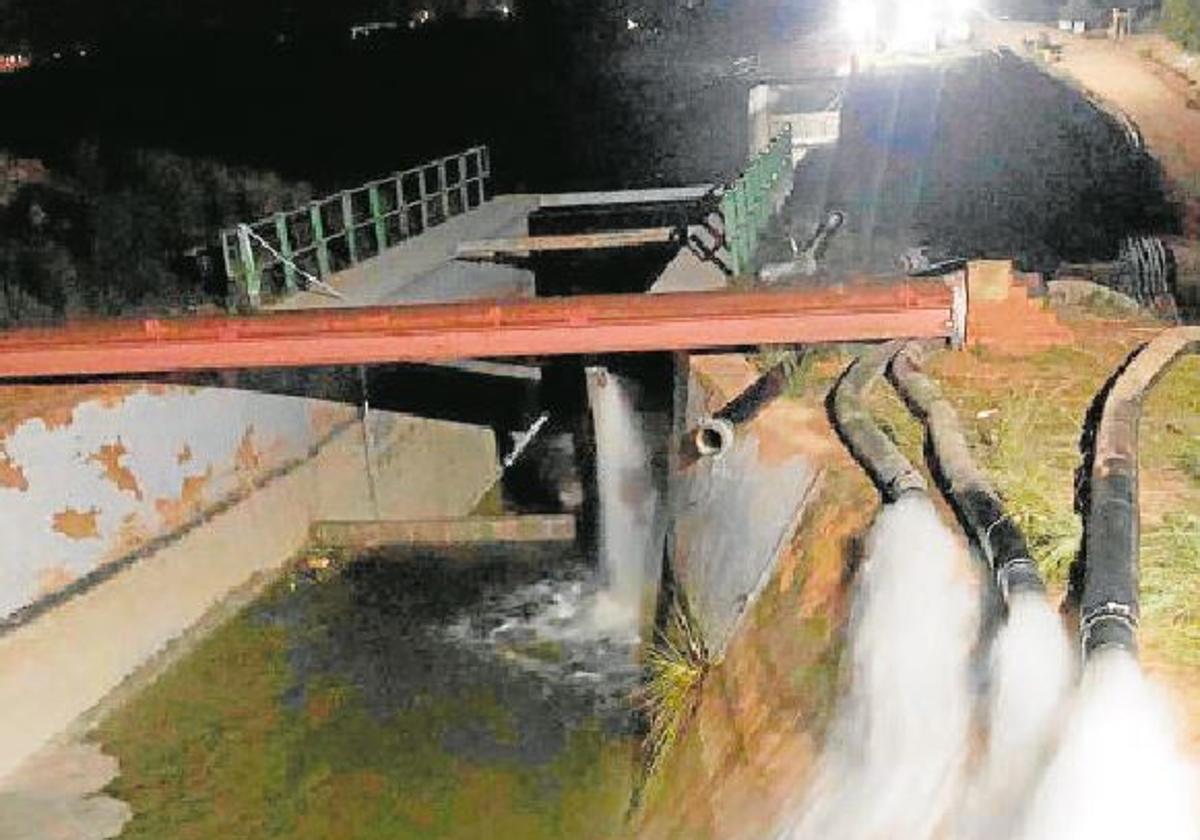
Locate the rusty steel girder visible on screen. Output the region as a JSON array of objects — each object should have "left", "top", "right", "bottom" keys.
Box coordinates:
[{"left": 0, "top": 282, "right": 957, "bottom": 379}]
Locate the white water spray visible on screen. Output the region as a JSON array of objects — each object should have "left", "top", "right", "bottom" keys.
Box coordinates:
[
  {"left": 782, "top": 493, "right": 979, "bottom": 840},
  {"left": 586, "top": 367, "right": 662, "bottom": 638},
  {"left": 1017, "top": 647, "right": 1200, "bottom": 840},
  {"left": 957, "top": 592, "right": 1074, "bottom": 840}
]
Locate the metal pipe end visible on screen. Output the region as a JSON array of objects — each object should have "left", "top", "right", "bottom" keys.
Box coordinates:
[
  {"left": 996, "top": 557, "right": 1045, "bottom": 602},
  {"left": 692, "top": 417, "right": 735, "bottom": 459},
  {"left": 1081, "top": 602, "right": 1139, "bottom": 659},
  {"left": 885, "top": 469, "right": 928, "bottom": 501}
]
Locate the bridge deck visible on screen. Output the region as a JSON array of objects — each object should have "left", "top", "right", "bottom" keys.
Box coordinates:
[{"left": 271, "top": 194, "right": 540, "bottom": 310}]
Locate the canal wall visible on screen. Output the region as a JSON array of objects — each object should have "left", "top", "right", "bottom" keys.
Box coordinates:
[
  {"left": 671, "top": 355, "right": 820, "bottom": 659},
  {"left": 0, "top": 385, "right": 497, "bottom": 781},
  {"left": 637, "top": 352, "right": 870, "bottom": 840},
  {"left": 653, "top": 247, "right": 819, "bottom": 659}
]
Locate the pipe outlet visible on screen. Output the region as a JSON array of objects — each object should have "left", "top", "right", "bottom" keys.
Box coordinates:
[{"left": 692, "top": 417, "right": 735, "bottom": 458}]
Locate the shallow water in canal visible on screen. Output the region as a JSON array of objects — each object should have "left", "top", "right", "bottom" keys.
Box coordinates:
[{"left": 96, "top": 544, "right": 639, "bottom": 839}]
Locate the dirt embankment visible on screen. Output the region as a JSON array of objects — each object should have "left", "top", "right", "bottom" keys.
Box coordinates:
[
  {"left": 633, "top": 353, "right": 877, "bottom": 840},
  {"left": 635, "top": 301, "right": 1200, "bottom": 837},
  {"left": 984, "top": 22, "right": 1200, "bottom": 233}
]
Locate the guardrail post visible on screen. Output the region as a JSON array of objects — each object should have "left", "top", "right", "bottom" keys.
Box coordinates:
[
  {"left": 395, "top": 175, "right": 410, "bottom": 239},
  {"left": 438, "top": 159, "right": 451, "bottom": 221},
  {"left": 722, "top": 186, "right": 746, "bottom": 275},
  {"left": 220, "top": 230, "right": 237, "bottom": 302},
  {"left": 739, "top": 187, "right": 749, "bottom": 274},
  {"left": 310, "top": 202, "right": 332, "bottom": 279},
  {"left": 341, "top": 192, "right": 358, "bottom": 265},
  {"left": 275, "top": 212, "right": 298, "bottom": 293},
  {"left": 419, "top": 169, "right": 431, "bottom": 232},
  {"left": 457, "top": 154, "right": 469, "bottom": 214},
  {"left": 747, "top": 164, "right": 760, "bottom": 236},
  {"left": 480, "top": 147, "right": 491, "bottom": 200},
  {"left": 369, "top": 184, "right": 387, "bottom": 252},
  {"left": 235, "top": 224, "right": 261, "bottom": 308}
]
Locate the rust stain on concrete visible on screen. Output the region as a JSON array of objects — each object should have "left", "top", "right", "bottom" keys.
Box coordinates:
[
  {"left": 234, "top": 427, "right": 262, "bottom": 485},
  {"left": 36, "top": 565, "right": 77, "bottom": 597},
  {"left": 88, "top": 440, "right": 143, "bottom": 500},
  {"left": 0, "top": 446, "right": 28, "bottom": 491},
  {"left": 154, "top": 470, "right": 211, "bottom": 529},
  {"left": 53, "top": 508, "right": 101, "bottom": 541},
  {"left": 100, "top": 512, "right": 153, "bottom": 566},
  {"left": 308, "top": 403, "right": 353, "bottom": 439},
  {"left": 0, "top": 383, "right": 135, "bottom": 441}
]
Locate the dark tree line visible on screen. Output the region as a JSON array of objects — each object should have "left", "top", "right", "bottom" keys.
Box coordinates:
[{"left": 0, "top": 147, "right": 312, "bottom": 323}]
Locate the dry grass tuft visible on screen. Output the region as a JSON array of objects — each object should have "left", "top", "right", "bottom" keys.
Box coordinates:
[{"left": 640, "top": 598, "right": 709, "bottom": 779}]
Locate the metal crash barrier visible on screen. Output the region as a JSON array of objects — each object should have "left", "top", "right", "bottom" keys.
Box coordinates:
[
  {"left": 718, "top": 126, "right": 795, "bottom": 275},
  {"left": 221, "top": 146, "right": 491, "bottom": 307}
]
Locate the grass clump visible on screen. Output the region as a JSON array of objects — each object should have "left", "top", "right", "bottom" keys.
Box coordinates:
[
  {"left": 639, "top": 599, "right": 709, "bottom": 780},
  {"left": 754, "top": 347, "right": 820, "bottom": 399},
  {"left": 981, "top": 395, "right": 1082, "bottom": 582},
  {"left": 1141, "top": 511, "right": 1200, "bottom": 666},
  {"left": 1142, "top": 356, "right": 1200, "bottom": 487}
]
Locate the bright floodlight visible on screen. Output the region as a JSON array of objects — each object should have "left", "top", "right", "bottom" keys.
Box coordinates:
[
  {"left": 840, "top": 0, "right": 877, "bottom": 43},
  {"left": 892, "top": 0, "right": 939, "bottom": 51}
]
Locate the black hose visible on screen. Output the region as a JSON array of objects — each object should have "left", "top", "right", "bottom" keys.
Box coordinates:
[
  {"left": 1080, "top": 326, "right": 1200, "bottom": 658},
  {"left": 689, "top": 353, "right": 798, "bottom": 459},
  {"left": 713, "top": 356, "right": 793, "bottom": 426},
  {"left": 889, "top": 343, "right": 1044, "bottom": 600},
  {"left": 829, "top": 342, "right": 926, "bottom": 502}
]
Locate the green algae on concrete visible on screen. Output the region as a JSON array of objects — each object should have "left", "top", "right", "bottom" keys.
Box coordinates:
[{"left": 96, "top": 556, "right": 635, "bottom": 840}]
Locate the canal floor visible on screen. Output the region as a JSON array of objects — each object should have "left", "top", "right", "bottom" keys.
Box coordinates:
[{"left": 95, "top": 544, "right": 638, "bottom": 839}]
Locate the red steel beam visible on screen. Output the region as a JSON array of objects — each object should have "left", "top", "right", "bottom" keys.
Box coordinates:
[{"left": 0, "top": 282, "right": 954, "bottom": 379}]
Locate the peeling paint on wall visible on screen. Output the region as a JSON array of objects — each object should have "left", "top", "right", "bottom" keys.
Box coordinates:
[
  {"left": 36, "top": 566, "right": 76, "bottom": 598},
  {"left": 89, "top": 442, "right": 143, "bottom": 500},
  {"left": 234, "top": 427, "right": 262, "bottom": 485},
  {"left": 52, "top": 508, "right": 101, "bottom": 540},
  {"left": 154, "top": 469, "right": 211, "bottom": 530},
  {"left": 0, "top": 384, "right": 358, "bottom": 621},
  {"left": 0, "top": 447, "right": 29, "bottom": 491}
]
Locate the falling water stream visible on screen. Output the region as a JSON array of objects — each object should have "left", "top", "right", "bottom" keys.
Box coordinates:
[
  {"left": 445, "top": 366, "right": 660, "bottom": 697},
  {"left": 586, "top": 366, "right": 662, "bottom": 636}
]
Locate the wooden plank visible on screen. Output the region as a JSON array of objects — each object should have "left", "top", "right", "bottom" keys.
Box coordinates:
[
  {"left": 537, "top": 186, "right": 714, "bottom": 208},
  {"left": 311, "top": 515, "right": 576, "bottom": 549},
  {"left": 455, "top": 227, "right": 678, "bottom": 261}
]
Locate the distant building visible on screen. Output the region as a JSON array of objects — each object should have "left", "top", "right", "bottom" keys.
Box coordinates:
[
  {"left": 0, "top": 53, "right": 31, "bottom": 74},
  {"left": 350, "top": 21, "right": 402, "bottom": 39}
]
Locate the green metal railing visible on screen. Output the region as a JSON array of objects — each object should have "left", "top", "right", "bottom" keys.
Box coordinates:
[
  {"left": 719, "top": 126, "right": 794, "bottom": 275},
  {"left": 221, "top": 145, "right": 491, "bottom": 307}
]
